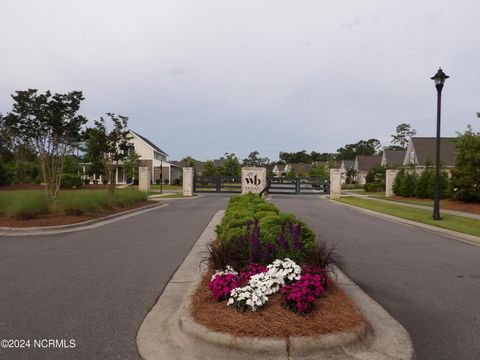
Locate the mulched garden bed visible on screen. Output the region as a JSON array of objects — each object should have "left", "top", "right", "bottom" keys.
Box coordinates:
[
  {"left": 190, "top": 270, "right": 366, "bottom": 338},
  {"left": 391, "top": 196, "right": 480, "bottom": 215},
  {"left": 0, "top": 200, "right": 153, "bottom": 228}
]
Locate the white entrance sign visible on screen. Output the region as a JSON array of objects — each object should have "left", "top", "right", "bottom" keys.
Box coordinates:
[{"left": 241, "top": 167, "right": 267, "bottom": 194}]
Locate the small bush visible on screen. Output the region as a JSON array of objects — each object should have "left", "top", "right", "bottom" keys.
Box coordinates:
[
  {"left": 215, "top": 194, "right": 316, "bottom": 266},
  {"left": 399, "top": 171, "right": 417, "bottom": 197},
  {"left": 83, "top": 178, "right": 90, "bottom": 185},
  {"left": 61, "top": 174, "right": 83, "bottom": 189},
  {"left": 363, "top": 165, "right": 386, "bottom": 192},
  {"left": 415, "top": 168, "right": 434, "bottom": 198}
]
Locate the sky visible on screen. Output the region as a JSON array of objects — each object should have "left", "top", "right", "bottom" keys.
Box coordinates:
[{"left": 0, "top": 1, "right": 479, "bottom": 162}]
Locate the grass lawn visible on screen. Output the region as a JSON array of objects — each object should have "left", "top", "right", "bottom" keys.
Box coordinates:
[
  {"left": 378, "top": 196, "right": 434, "bottom": 207},
  {"left": 343, "top": 189, "right": 386, "bottom": 197},
  {"left": 0, "top": 189, "right": 148, "bottom": 219},
  {"left": 150, "top": 184, "right": 182, "bottom": 191},
  {"left": 336, "top": 196, "right": 480, "bottom": 238}
]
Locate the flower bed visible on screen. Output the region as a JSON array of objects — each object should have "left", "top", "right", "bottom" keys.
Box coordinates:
[
  {"left": 192, "top": 194, "right": 365, "bottom": 338},
  {"left": 190, "top": 270, "right": 365, "bottom": 338}
]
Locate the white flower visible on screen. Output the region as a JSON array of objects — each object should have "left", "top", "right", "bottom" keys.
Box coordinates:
[
  {"left": 211, "top": 265, "right": 238, "bottom": 281},
  {"left": 227, "top": 258, "right": 302, "bottom": 312}
]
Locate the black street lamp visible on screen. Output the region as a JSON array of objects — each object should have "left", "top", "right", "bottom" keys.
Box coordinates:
[{"left": 431, "top": 67, "right": 449, "bottom": 220}]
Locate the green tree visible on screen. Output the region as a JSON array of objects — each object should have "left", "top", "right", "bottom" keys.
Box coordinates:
[
  {"left": 124, "top": 151, "right": 141, "bottom": 183},
  {"left": 390, "top": 123, "right": 416, "bottom": 149},
  {"left": 221, "top": 153, "right": 241, "bottom": 177},
  {"left": 3, "top": 89, "right": 86, "bottom": 207},
  {"left": 450, "top": 125, "right": 480, "bottom": 202},
  {"left": 180, "top": 156, "right": 196, "bottom": 167},
  {"left": 279, "top": 150, "right": 311, "bottom": 163},
  {"left": 86, "top": 113, "right": 131, "bottom": 193},
  {"left": 202, "top": 160, "right": 218, "bottom": 177},
  {"left": 84, "top": 127, "right": 106, "bottom": 181},
  {"left": 336, "top": 139, "right": 381, "bottom": 160},
  {"left": 309, "top": 163, "right": 328, "bottom": 178},
  {"left": 242, "top": 151, "right": 270, "bottom": 167}
]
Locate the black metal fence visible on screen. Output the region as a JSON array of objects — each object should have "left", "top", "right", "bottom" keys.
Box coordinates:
[
  {"left": 267, "top": 177, "right": 330, "bottom": 195},
  {"left": 193, "top": 176, "right": 241, "bottom": 193}
]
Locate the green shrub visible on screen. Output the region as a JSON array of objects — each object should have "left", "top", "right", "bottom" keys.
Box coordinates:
[
  {"left": 0, "top": 160, "right": 9, "bottom": 186},
  {"left": 415, "top": 168, "right": 434, "bottom": 198},
  {"left": 449, "top": 126, "right": 480, "bottom": 202},
  {"left": 84, "top": 178, "right": 90, "bottom": 185},
  {"left": 399, "top": 171, "right": 417, "bottom": 197},
  {"left": 216, "top": 194, "right": 316, "bottom": 266},
  {"left": 363, "top": 165, "right": 386, "bottom": 192},
  {"left": 392, "top": 168, "right": 405, "bottom": 196},
  {"left": 61, "top": 174, "right": 83, "bottom": 189}
]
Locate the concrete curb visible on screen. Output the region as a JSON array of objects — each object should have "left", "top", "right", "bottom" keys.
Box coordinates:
[
  {"left": 137, "top": 210, "right": 414, "bottom": 360},
  {"left": 0, "top": 202, "right": 167, "bottom": 237},
  {"left": 332, "top": 198, "right": 480, "bottom": 247}
]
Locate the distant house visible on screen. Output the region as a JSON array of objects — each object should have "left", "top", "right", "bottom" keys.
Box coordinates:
[
  {"left": 272, "top": 163, "right": 313, "bottom": 177},
  {"left": 113, "top": 131, "right": 180, "bottom": 184},
  {"left": 354, "top": 155, "right": 381, "bottom": 185},
  {"left": 340, "top": 160, "right": 355, "bottom": 184},
  {"left": 403, "top": 137, "right": 456, "bottom": 168},
  {"left": 381, "top": 150, "right": 407, "bottom": 168},
  {"left": 272, "top": 164, "right": 287, "bottom": 177}
]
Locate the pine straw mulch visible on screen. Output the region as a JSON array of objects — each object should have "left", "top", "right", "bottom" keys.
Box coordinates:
[
  {"left": 0, "top": 201, "right": 153, "bottom": 228},
  {"left": 190, "top": 270, "right": 366, "bottom": 338}
]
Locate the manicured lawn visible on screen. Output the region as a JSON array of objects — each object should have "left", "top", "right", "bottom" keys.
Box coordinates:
[
  {"left": 0, "top": 189, "right": 148, "bottom": 218},
  {"left": 343, "top": 189, "right": 386, "bottom": 197},
  {"left": 378, "top": 196, "right": 434, "bottom": 207},
  {"left": 336, "top": 196, "right": 480, "bottom": 237}
]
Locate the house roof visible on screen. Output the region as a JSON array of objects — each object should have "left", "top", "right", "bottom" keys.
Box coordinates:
[
  {"left": 341, "top": 160, "right": 355, "bottom": 170},
  {"left": 411, "top": 137, "right": 456, "bottom": 166},
  {"left": 131, "top": 131, "right": 168, "bottom": 156},
  {"left": 355, "top": 155, "right": 381, "bottom": 172},
  {"left": 383, "top": 150, "right": 406, "bottom": 167},
  {"left": 289, "top": 163, "right": 312, "bottom": 175}
]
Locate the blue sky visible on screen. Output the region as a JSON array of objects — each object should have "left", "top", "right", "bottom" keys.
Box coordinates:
[{"left": 1, "top": 0, "right": 479, "bottom": 161}]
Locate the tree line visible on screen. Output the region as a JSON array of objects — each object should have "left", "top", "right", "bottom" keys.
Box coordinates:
[{"left": 0, "top": 89, "right": 137, "bottom": 208}]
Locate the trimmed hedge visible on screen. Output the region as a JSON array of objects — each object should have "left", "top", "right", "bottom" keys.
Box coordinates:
[
  {"left": 216, "top": 193, "right": 316, "bottom": 264},
  {"left": 393, "top": 167, "right": 450, "bottom": 198}
]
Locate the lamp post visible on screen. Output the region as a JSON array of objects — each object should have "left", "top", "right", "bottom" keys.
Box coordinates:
[{"left": 431, "top": 67, "right": 449, "bottom": 220}]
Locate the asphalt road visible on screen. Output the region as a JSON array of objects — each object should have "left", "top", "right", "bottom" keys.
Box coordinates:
[
  {"left": 0, "top": 195, "right": 228, "bottom": 360},
  {"left": 2, "top": 194, "right": 479, "bottom": 360},
  {"left": 271, "top": 195, "right": 480, "bottom": 360}
]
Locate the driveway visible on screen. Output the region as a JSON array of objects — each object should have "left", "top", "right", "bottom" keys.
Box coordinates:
[
  {"left": 271, "top": 195, "right": 480, "bottom": 360},
  {"left": 0, "top": 195, "right": 228, "bottom": 360}
]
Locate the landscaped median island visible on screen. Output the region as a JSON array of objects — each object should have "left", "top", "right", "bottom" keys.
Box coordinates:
[
  {"left": 0, "top": 188, "right": 150, "bottom": 227},
  {"left": 190, "top": 193, "right": 366, "bottom": 338},
  {"left": 336, "top": 196, "right": 480, "bottom": 238}
]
